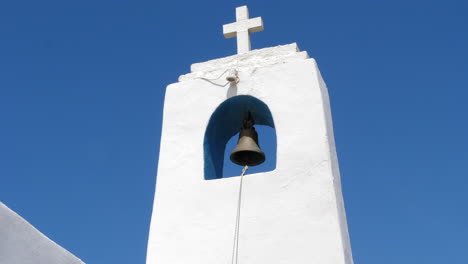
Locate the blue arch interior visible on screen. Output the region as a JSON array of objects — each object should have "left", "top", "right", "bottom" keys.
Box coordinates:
[{"left": 204, "top": 95, "right": 276, "bottom": 180}]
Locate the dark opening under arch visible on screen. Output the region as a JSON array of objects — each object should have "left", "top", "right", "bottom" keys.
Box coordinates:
[{"left": 204, "top": 95, "right": 276, "bottom": 180}]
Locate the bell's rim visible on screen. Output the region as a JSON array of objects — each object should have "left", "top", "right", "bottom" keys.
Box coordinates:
[{"left": 230, "top": 150, "right": 266, "bottom": 167}]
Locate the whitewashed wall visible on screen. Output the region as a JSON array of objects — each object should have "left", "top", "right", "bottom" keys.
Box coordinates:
[{"left": 147, "top": 44, "right": 353, "bottom": 264}]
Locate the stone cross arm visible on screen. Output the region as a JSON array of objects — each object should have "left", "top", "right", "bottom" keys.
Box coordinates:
[{"left": 223, "top": 17, "right": 263, "bottom": 38}]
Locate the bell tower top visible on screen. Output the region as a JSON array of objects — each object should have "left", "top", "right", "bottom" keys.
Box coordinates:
[{"left": 147, "top": 5, "right": 353, "bottom": 264}]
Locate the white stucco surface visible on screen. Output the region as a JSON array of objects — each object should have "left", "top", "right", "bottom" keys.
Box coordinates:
[
  {"left": 0, "top": 202, "right": 84, "bottom": 264},
  {"left": 147, "top": 43, "right": 353, "bottom": 264}
]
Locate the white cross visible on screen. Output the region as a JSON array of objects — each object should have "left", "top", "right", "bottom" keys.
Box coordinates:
[{"left": 223, "top": 6, "right": 264, "bottom": 54}]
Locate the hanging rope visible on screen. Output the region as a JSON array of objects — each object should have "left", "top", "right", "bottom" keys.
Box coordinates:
[{"left": 231, "top": 165, "right": 249, "bottom": 264}]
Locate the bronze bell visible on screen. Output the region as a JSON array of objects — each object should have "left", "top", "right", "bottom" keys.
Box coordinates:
[{"left": 230, "top": 114, "right": 266, "bottom": 166}]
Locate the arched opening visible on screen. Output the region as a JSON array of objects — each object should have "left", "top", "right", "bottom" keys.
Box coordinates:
[{"left": 204, "top": 95, "right": 276, "bottom": 180}]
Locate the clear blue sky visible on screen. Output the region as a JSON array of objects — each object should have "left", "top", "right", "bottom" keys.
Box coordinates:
[{"left": 1, "top": 0, "right": 467, "bottom": 263}]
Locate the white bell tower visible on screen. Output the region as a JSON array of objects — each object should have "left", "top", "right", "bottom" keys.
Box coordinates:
[{"left": 146, "top": 6, "right": 353, "bottom": 264}]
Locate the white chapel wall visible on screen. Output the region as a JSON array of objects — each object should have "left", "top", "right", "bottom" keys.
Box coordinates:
[{"left": 147, "top": 44, "right": 353, "bottom": 264}]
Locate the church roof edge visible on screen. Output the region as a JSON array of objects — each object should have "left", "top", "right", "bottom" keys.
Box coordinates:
[
  {"left": 0, "top": 202, "right": 85, "bottom": 264},
  {"left": 179, "top": 43, "right": 309, "bottom": 82}
]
